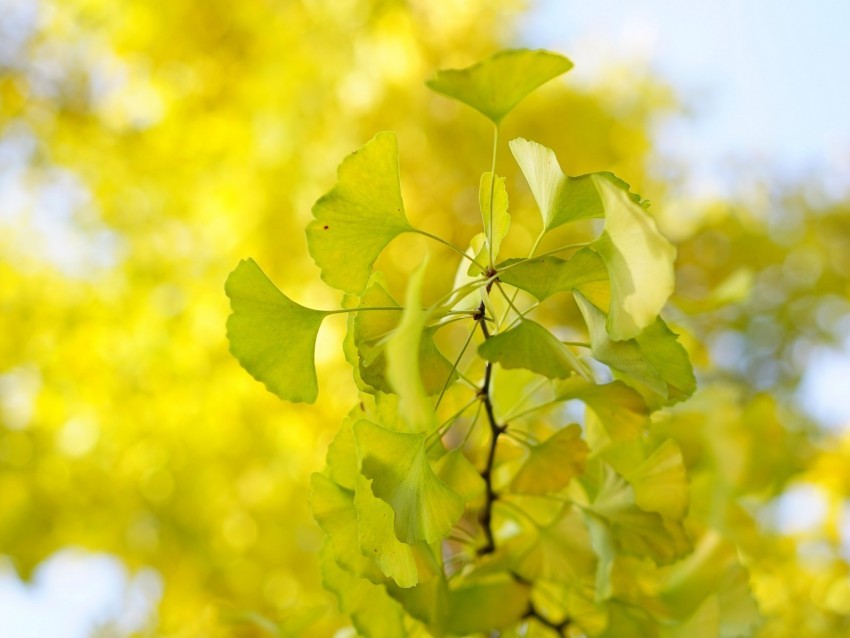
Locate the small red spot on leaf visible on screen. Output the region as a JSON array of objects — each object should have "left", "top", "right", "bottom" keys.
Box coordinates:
[{"left": 323, "top": 225, "right": 329, "bottom": 230}]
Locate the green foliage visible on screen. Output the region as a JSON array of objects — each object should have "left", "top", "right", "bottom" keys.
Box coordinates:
[{"left": 225, "top": 50, "right": 765, "bottom": 637}]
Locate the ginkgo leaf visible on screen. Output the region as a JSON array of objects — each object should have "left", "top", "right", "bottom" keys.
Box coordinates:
[
  {"left": 624, "top": 439, "right": 689, "bottom": 520},
  {"left": 354, "top": 420, "right": 465, "bottom": 544},
  {"left": 445, "top": 577, "right": 531, "bottom": 635},
  {"left": 426, "top": 49, "right": 573, "bottom": 124},
  {"left": 310, "top": 473, "right": 382, "bottom": 581},
  {"left": 510, "top": 138, "right": 674, "bottom": 339},
  {"left": 478, "top": 319, "right": 581, "bottom": 379},
  {"left": 307, "top": 131, "right": 413, "bottom": 294},
  {"left": 325, "top": 412, "right": 359, "bottom": 490},
  {"left": 587, "top": 465, "right": 691, "bottom": 566},
  {"left": 434, "top": 447, "right": 486, "bottom": 502},
  {"left": 353, "top": 277, "right": 456, "bottom": 396},
  {"left": 353, "top": 474, "right": 419, "bottom": 588},
  {"left": 385, "top": 260, "right": 437, "bottom": 432},
  {"left": 478, "top": 172, "right": 510, "bottom": 266},
  {"left": 511, "top": 424, "right": 588, "bottom": 494},
  {"left": 453, "top": 232, "right": 487, "bottom": 311},
  {"left": 554, "top": 377, "right": 649, "bottom": 442},
  {"left": 590, "top": 175, "right": 676, "bottom": 340},
  {"left": 319, "top": 541, "right": 407, "bottom": 638},
  {"left": 498, "top": 248, "right": 608, "bottom": 302},
  {"left": 575, "top": 293, "right": 696, "bottom": 406},
  {"left": 509, "top": 137, "right": 640, "bottom": 231},
  {"left": 225, "top": 258, "right": 328, "bottom": 403},
  {"left": 506, "top": 505, "right": 597, "bottom": 583}
]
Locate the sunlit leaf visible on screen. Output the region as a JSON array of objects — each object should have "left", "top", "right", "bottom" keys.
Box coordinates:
[
  {"left": 434, "top": 447, "right": 486, "bottom": 502},
  {"left": 426, "top": 49, "right": 573, "bottom": 124},
  {"left": 326, "top": 410, "right": 360, "bottom": 489},
  {"left": 319, "top": 541, "right": 407, "bottom": 638},
  {"left": 310, "top": 473, "right": 382, "bottom": 581},
  {"left": 625, "top": 439, "right": 689, "bottom": 520},
  {"left": 554, "top": 377, "right": 649, "bottom": 443},
  {"left": 590, "top": 175, "right": 676, "bottom": 340},
  {"left": 576, "top": 294, "right": 695, "bottom": 406},
  {"left": 353, "top": 277, "right": 456, "bottom": 395},
  {"left": 225, "top": 258, "right": 328, "bottom": 403},
  {"left": 587, "top": 465, "right": 691, "bottom": 566},
  {"left": 445, "top": 576, "right": 531, "bottom": 635},
  {"left": 354, "top": 420, "right": 465, "bottom": 544},
  {"left": 353, "top": 474, "right": 419, "bottom": 588},
  {"left": 511, "top": 424, "right": 588, "bottom": 494},
  {"left": 385, "top": 260, "right": 436, "bottom": 432},
  {"left": 478, "top": 319, "right": 581, "bottom": 379},
  {"left": 307, "top": 132, "right": 413, "bottom": 294},
  {"left": 498, "top": 248, "right": 608, "bottom": 302},
  {"left": 506, "top": 505, "right": 597, "bottom": 583}
]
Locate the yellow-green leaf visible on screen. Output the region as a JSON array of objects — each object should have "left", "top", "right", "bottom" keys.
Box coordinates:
[
  {"left": 498, "top": 248, "right": 608, "bottom": 302},
  {"left": 445, "top": 576, "right": 531, "bottom": 635},
  {"left": 590, "top": 175, "right": 676, "bottom": 340},
  {"left": 385, "top": 260, "right": 436, "bottom": 432},
  {"left": 478, "top": 319, "right": 581, "bottom": 379},
  {"left": 354, "top": 277, "right": 456, "bottom": 396},
  {"left": 307, "top": 132, "right": 413, "bottom": 294},
  {"left": 426, "top": 49, "right": 572, "bottom": 124},
  {"left": 353, "top": 474, "right": 419, "bottom": 588},
  {"left": 225, "top": 258, "right": 328, "bottom": 403},
  {"left": 511, "top": 424, "right": 589, "bottom": 494},
  {"left": 624, "top": 439, "right": 689, "bottom": 520},
  {"left": 554, "top": 377, "right": 649, "bottom": 443},
  {"left": 354, "top": 420, "right": 465, "bottom": 544},
  {"left": 319, "top": 541, "right": 407, "bottom": 638},
  {"left": 576, "top": 294, "right": 695, "bottom": 406}
]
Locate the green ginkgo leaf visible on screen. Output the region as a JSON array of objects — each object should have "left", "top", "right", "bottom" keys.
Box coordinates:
[
  {"left": 575, "top": 293, "right": 696, "bottom": 406},
  {"left": 511, "top": 424, "right": 589, "bottom": 495},
  {"left": 445, "top": 577, "right": 531, "bottom": 635},
  {"left": 354, "top": 419, "right": 465, "bottom": 545},
  {"left": 319, "top": 541, "right": 407, "bottom": 638},
  {"left": 225, "top": 258, "right": 328, "bottom": 403},
  {"left": 385, "top": 260, "right": 436, "bottom": 433},
  {"left": 353, "top": 276, "right": 456, "bottom": 396},
  {"left": 478, "top": 319, "right": 581, "bottom": 379},
  {"left": 554, "top": 376, "right": 649, "bottom": 442},
  {"left": 509, "top": 137, "right": 640, "bottom": 231},
  {"left": 310, "top": 473, "right": 382, "bottom": 581},
  {"left": 587, "top": 464, "right": 691, "bottom": 565},
  {"left": 426, "top": 49, "right": 573, "bottom": 124},
  {"left": 624, "top": 439, "right": 689, "bottom": 520},
  {"left": 478, "top": 172, "right": 510, "bottom": 267},
  {"left": 353, "top": 474, "right": 419, "bottom": 588},
  {"left": 590, "top": 176, "right": 676, "bottom": 340},
  {"left": 510, "top": 137, "right": 674, "bottom": 339},
  {"left": 498, "top": 248, "right": 608, "bottom": 302},
  {"left": 307, "top": 132, "right": 413, "bottom": 294},
  {"left": 506, "top": 505, "right": 597, "bottom": 584}
]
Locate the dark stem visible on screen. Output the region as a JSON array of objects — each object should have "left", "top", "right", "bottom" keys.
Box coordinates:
[{"left": 476, "top": 301, "right": 504, "bottom": 556}]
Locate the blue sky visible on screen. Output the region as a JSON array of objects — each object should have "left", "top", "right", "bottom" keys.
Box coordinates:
[{"left": 521, "top": 0, "right": 850, "bottom": 200}]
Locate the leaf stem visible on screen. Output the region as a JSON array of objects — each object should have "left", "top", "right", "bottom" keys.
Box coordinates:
[
  {"left": 412, "top": 228, "right": 486, "bottom": 272},
  {"left": 487, "top": 124, "right": 500, "bottom": 269},
  {"left": 435, "top": 321, "right": 479, "bottom": 410}
]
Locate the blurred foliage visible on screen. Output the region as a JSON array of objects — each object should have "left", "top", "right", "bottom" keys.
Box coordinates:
[{"left": 1, "top": 0, "right": 849, "bottom": 636}]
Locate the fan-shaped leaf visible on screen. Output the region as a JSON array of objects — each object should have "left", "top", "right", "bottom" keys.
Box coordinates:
[
  {"left": 354, "top": 420, "right": 465, "bottom": 545},
  {"left": 319, "top": 542, "right": 407, "bottom": 638},
  {"left": 353, "top": 474, "right": 419, "bottom": 588},
  {"left": 511, "top": 424, "right": 589, "bottom": 494},
  {"left": 426, "top": 49, "right": 572, "bottom": 124},
  {"left": 554, "top": 377, "right": 649, "bottom": 442},
  {"left": 625, "top": 439, "right": 689, "bottom": 520},
  {"left": 225, "top": 258, "right": 328, "bottom": 403},
  {"left": 353, "top": 277, "right": 456, "bottom": 396},
  {"left": 590, "top": 176, "right": 676, "bottom": 340},
  {"left": 478, "top": 319, "right": 581, "bottom": 379},
  {"left": 478, "top": 172, "right": 510, "bottom": 267},
  {"left": 498, "top": 248, "right": 607, "bottom": 302},
  {"left": 307, "top": 132, "right": 413, "bottom": 294},
  {"left": 576, "top": 293, "right": 696, "bottom": 406},
  {"left": 445, "top": 577, "right": 531, "bottom": 635},
  {"left": 385, "top": 260, "right": 436, "bottom": 432}
]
